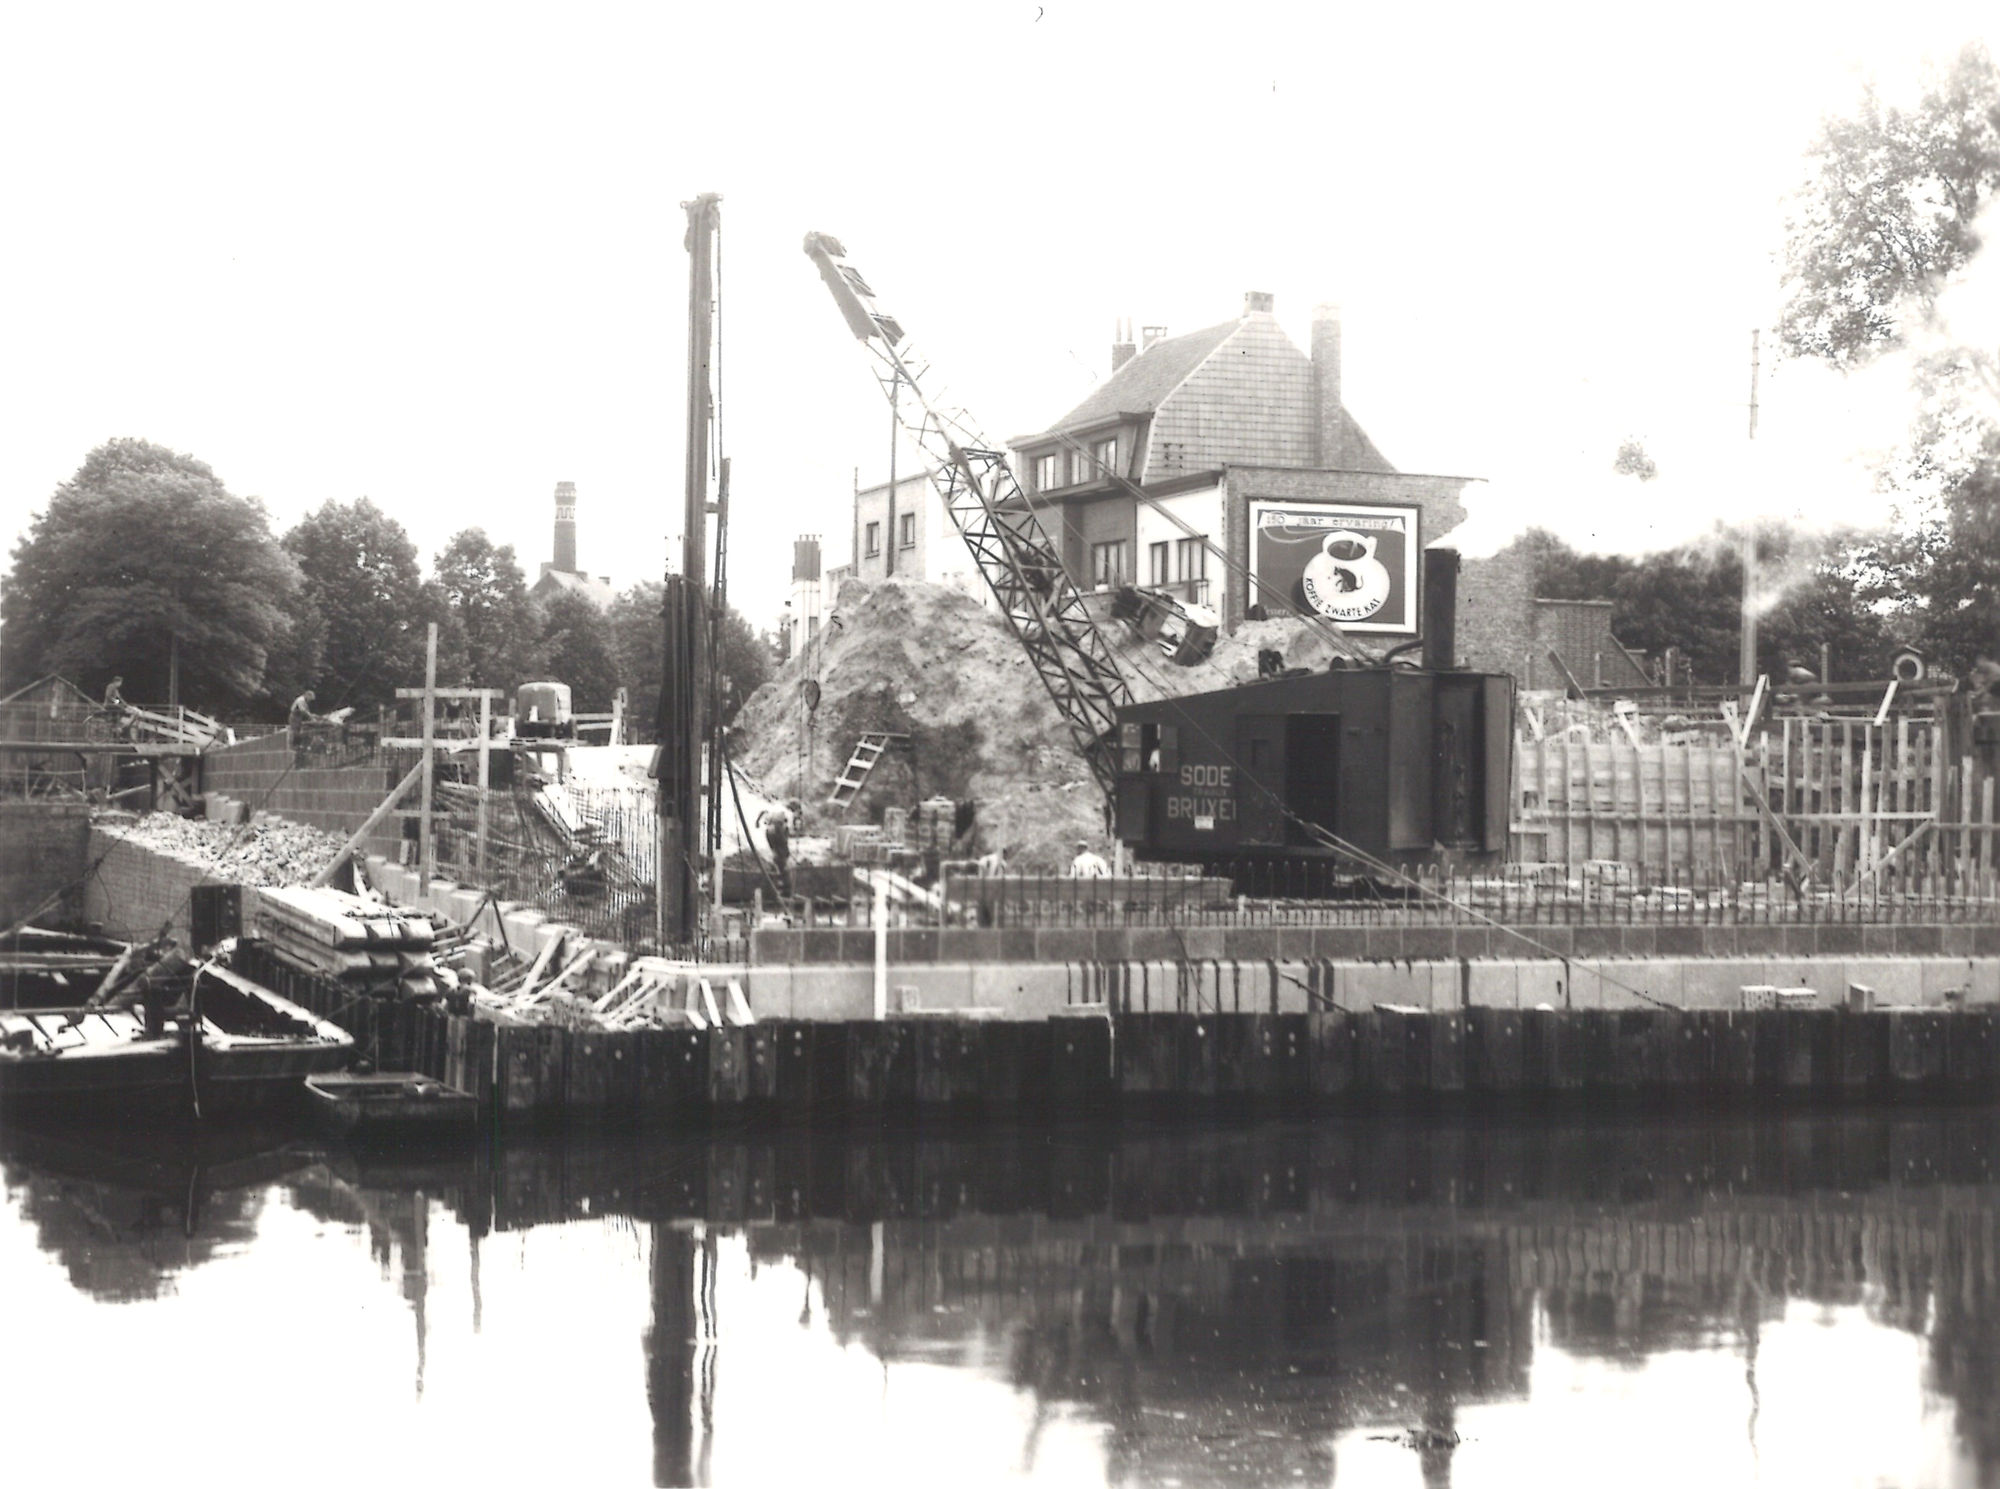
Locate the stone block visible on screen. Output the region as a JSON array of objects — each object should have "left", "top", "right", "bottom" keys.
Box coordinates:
[
  {"left": 1466, "top": 960, "right": 1520, "bottom": 1009},
  {"left": 1921, "top": 959, "right": 1981, "bottom": 1003},
  {"left": 970, "top": 962, "right": 1073, "bottom": 1018},
  {"left": 791, "top": 967, "right": 875, "bottom": 1020},
  {"left": 739, "top": 964, "right": 793, "bottom": 1019}
]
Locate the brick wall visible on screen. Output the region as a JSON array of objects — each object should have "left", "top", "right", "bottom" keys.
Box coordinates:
[
  {"left": 201, "top": 735, "right": 405, "bottom": 859},
  {"left": 1457, "top": 541, "right": 1540, "bottom": 677},
  {"left": 0, "top": 801, "right": 88, "bottom": 925}
]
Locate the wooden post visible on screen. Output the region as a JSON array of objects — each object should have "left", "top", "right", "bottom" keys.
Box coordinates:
[
  {"left": 476, "top": 690, "right": 492, "bottom": 881},
  {"left": 419, "top": 622, "right": 437, "bottom": 896},
  {"left": 873, "top": 877, "right": 889, "bottom": 1021},
  {"left": 311, "top": 760, "right": 425, "bottom": 887}
]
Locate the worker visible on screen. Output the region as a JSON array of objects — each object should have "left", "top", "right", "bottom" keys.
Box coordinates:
[
  {"left": 1069, "top": 840, "right": 1112, "bottom": 878},
  {"left": 100, "top": 674, "right": 135, "bottom": 738},
  {"left": 1970, "top": 656, "right": 2000, "bottom": 705},
  {"left": 757, "top": 800, "right": 793, "bottom": 895},
  {"left": 288, "top": 689, "right": 317, "bottom": 749},
  {"left": 976, "top": 843, "right": 1010, "bottom": 877}
]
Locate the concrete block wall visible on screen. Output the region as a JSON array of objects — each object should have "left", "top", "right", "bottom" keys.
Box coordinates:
[
  {"left": 0, "top": 801, "right": 88, "bottom": 925},
  {"left": 201, "top": 735, "right": 405, "bottom": 859}
]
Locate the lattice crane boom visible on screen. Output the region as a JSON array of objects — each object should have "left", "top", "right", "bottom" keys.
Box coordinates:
[{"left": 804, "top": 232, "right": 1133, "bottom": 801}]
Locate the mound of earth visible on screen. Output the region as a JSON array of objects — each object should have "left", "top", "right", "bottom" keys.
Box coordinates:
[{"left": 728, "top": 577, "right": 1344, "bottom": 870}]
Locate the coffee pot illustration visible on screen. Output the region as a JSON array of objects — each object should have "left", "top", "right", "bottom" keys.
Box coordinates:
[{"left": 1301, "top": 529, "right": 1392, "bottom": 621}]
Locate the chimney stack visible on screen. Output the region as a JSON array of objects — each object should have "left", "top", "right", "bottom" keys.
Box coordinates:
[
  {"left": 1111, "top": 316, "right": 1137, "bottom": 373},
  {"left": 553, "top": 480, "right": 577, "bottom": 574},
  {"left": 1244, "top": 290, "right": 1274, "bottom": 314},
  {"left": 1422, "top": 547, "right": 1460, "bottom": 671},
  {"left": 1311, "top": 304, "right": 1346, "bottom": 468},
  {"left": 1142, "top": 324, "right": 1167, "bottom": 350}
]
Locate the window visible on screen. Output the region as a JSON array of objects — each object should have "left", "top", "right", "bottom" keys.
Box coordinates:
[
  {"left": 1119, "top": 722, "right": 1179, "bottom": 775},
  {"left": 1033, "top": 452, "right": 1059, "bottom": 491},
  {"left": 864, "top": 521, "right": 881, "bottom": 558},
  {"left": 1090, "top": 436, "right": 1118, "bottom": 480},
  {"left": 1175, "top": 535, "right": 1208, "bottom": 581},
  {"left": 899, "top": 512, "right": 916, "bottom": 548},
  {"left": 1148, "top": 541, "right": 1170, "bottom": 587},
  {"left": 1090, "top": 539, "right": 1130, "bottom": 588}
]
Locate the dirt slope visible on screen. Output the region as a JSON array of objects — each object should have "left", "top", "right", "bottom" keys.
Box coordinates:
[{"left": 728, "top": 577, "right": 1341, "bottom": 870}]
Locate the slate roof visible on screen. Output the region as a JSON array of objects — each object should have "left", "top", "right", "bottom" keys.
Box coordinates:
[{"left": 1037, "top": 319, "right": 1242, "bottom": 437}]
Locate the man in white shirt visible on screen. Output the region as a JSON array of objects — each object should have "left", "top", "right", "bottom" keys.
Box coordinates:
[{"left": 1069, "top": 840, "right": 1111, "bottom": 878}]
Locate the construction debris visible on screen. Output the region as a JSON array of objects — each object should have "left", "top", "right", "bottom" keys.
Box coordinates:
[{"left": 97, "top": 809, "right": 346, "bottom": 887}]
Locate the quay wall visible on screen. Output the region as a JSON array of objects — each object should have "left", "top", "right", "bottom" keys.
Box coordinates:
[
  {"left": 0, "top": 801, "right": 88, "bottom": 926},
  {"left": 236, "top": 934, "right": 2000, "bottom": 1126}
]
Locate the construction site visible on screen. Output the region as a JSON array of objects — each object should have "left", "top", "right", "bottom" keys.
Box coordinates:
[{"left": 4, "top": 202, "right": 2000, "bottom": 1129}]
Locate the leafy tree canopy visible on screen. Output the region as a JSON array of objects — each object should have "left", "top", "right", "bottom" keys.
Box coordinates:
[
  {"left": 283, "top": 498, "right": 430, "bottom": 709},
  {"left": 1780, "top": 44, "right": 2000, "bottom": 368},
  {"left": 608, "top": 580, "right": 774, "bottom": 742},
  {"left": 538, "top": 589, "right": 621, "bottom": 714},
  {"left": 432, "top": 528, "right": 544, "bottom": 691},
  {"left": 1780, "top": 43, "right": 2000, "bottom": 671},
  {"left": 0, "top": 437, "right": 296, "bottom": 707}
]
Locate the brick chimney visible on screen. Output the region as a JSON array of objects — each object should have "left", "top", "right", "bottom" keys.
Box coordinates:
[
  {"left": 1111, "top": 316, "right": 1137, "bottom": 373},
  {"left": 1141, "top": 324, "right": 1167, "bottom": 350},
  {"left": 553, "top": 481, "right": 577, "bottom": 573},
  {"left": 1244, "top": 290, "right": 1274, "bottom": 314},
  {"left": 1311, "top": 305, "right": 1346, "bottom": 468}
]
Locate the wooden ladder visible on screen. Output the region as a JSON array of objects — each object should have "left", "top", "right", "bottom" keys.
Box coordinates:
[{"left": 828, "top": 732, "right": 908, "bottom": 811}]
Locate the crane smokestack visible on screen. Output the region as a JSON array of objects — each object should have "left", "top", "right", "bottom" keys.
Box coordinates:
[{"left": 1422, "top": 547, "right": 1459, "bottom": 670}]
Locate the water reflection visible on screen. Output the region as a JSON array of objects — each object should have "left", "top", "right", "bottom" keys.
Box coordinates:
[{"left": 4, "top": 1114, "right": 2000, "bottom": 1485}]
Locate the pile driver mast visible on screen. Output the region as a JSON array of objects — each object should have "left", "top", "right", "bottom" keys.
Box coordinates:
[{"left": 803, "top": 233, "right": 1133, "bottom": 800}]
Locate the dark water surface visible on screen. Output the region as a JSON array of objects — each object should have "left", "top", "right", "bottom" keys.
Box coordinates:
[{"left": 5, "top": 1112, "right": 2000, "bottom": 1488}]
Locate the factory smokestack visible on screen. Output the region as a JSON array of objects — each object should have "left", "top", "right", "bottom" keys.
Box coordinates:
[
  {"left": 1422, "top": 547, "right": 1459, "bottom": 671},
  {"left": 553, "top": 481, "right": 577, "bottom": 574}
]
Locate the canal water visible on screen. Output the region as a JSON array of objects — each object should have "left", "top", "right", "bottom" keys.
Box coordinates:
[{"left": 4, "top": 1112, "right": 1998, "bottom": 1488}]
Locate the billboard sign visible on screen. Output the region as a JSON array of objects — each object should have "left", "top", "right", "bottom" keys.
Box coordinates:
[{"left": 1248, "top": 501, "right": 1420, "bottom": 634}]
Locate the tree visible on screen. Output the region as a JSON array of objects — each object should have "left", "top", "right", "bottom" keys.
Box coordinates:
[
  {"left": 608, "top": 580, "right": 772, "bottom": 742},
  {"left": 431, "top": 529, "right": 544, "bottom": 691},
  {"left": 0, "top": 438, "right": 297, "bottom": 707},
  {"left": 1780, "top": 45, "right": 2000, "bottom": 671},
  {"left": 1611, "top": 438, "right": 1658, "bottom": 482},
  {"left": 538, "top": 589, "right": 621, "bottom": 713},
  {"left": 283, "top": 498, "right": 431, "bottom": 709},
  {"left": 608, "top": 581, "right": 663, "bottom": 743},
  {"left": 1780, "top": 45, "right": 2000, "bottom": 368}
]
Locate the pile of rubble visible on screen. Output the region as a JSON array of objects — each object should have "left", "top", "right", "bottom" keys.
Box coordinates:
[
  {"left": 98, "top": 809, "right": 345, "bottom": 887},
  {"left": 729, "top": 576, "right": 1347, "bottom": 868}
]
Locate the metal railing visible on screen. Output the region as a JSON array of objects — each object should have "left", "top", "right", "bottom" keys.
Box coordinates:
[{"left": 752, "top": 857, "right": 2000, "bottom": 931}]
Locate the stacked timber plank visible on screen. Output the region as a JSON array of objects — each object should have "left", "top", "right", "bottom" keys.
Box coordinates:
[{"left": 255, "top": 886, "right": 439, "bottom": 999}]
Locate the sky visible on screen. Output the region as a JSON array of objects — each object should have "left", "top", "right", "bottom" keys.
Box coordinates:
[{"left": 3, "top": 1, "right": 1997, "bottom": 629}]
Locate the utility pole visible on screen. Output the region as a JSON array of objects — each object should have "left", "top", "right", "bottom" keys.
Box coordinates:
[
  {"left": 1739, "top": 330, "right": 1761, "bottom": 693},
  {"left": 885, "top": 382, "right": 898, "bottom": 578},
  {"left": 419, "top": 621, "right": 437, "bottom": 895}
]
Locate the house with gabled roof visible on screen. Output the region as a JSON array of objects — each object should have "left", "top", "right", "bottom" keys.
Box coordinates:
[{"left": 1005, "top": 293, "right": 1474, "bottom": 638}]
